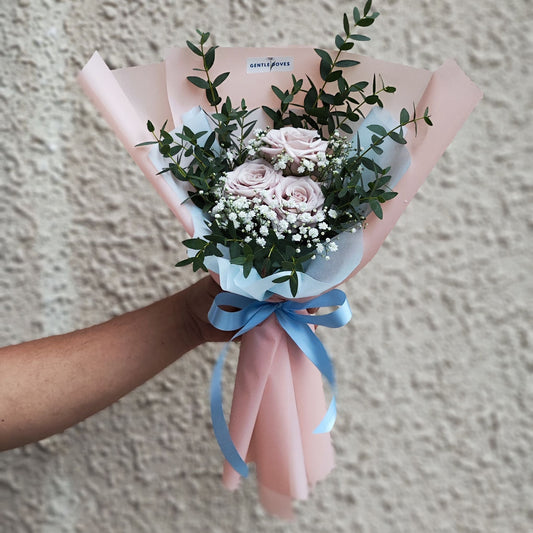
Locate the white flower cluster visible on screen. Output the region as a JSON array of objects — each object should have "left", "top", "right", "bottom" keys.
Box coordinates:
[
  {"left": 209, "top": 185, "right": 343, "bottom": 258},
  {"left": 325, "top": 131, "right": 352, "bottom": 176},
  {"left": 247, "top": 128, "right": 267, "bottom": 157}
]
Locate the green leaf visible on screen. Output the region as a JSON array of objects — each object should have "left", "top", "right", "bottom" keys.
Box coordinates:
[
  {"left": 186, "top": 40, "right": 202, "bottom": 56},
  {"left": 192, "top": 257, "right": 208, "bottom": 273},
  {"left": 273, "top": 275, "right": 291, "bottom": 284},
  {"left": 282, "top": 92, "right": 294, "bottom": 105},
  {"left": 314, "top": 48, "right": 333, "bottom": 65},
  {"left": 373, "top": 175, "right": 392, "bottom": 189},
  {"left": 351, "top": 80, "right": 369, "bottom": 91},
  {"left": 199, "top": 31, "right": 210, "bottom": 45},
  {"left": 187, "top": 76, "right": 209, "bottom": 89},
  {"left": 358, "top": 17, "right": 375, "bottom": 27},
  {"left": 339, "top": 123, "right": 353, "bottom": 134},
  {"left": 380, "top": 191, "right": 398, "bottom": 201},
  {"left": 326, "top": 70, "right": 343, "bottom": 83},
  {"left": 365, "top": 94, "right": 380, "bottom": 105},
  {"left": 243, "top": 260, "right": 253, "bottom": 278},
  {"left": 204, "top": 46, "right": 216, "bottom": 69},
  {"left": 400, "top": 108, "right": 410, "bottom": 124},
  {"left": 320, "top": 92, "right": 335, "bottom": 105},
  {"left": 206, "top": 244, "right": 224, "bottom": 257},
  {"left": 271, "top": 85, "right": 286, "bottom": 102},
  {"left": 350, "top": 33, "right": 370, "bottom": 41},
  {"left": 320, "top": 59, "right": 331, "bottom": 81},
  {"left": 358, "top": 154, "right": 375, "bottom": 173},
  {"left": 304, "top": 84, "right": 318, "bottom": 109},
  {"left": 206, "top": 87, "right": 221, "bottom": 106},
  {"left": 336, "top": 59, "right": 360, "bottom": 68},
  {"left": 366, "top": 124, "right": 387, "bottom": 136},
  {"left": 135, "top": 141, "right": 157, "bottom": 147},
  {"left": 147, "top": 120, "right": 154, "bottom": 133},
  {"left": 262, "top": 105, "right": 280, "bottom": 123},
  {"left": 369, "top": 199, "right": 383, "bottom": 219},
  {"left": 424, "top": 116, "right": 433, "bottom": 126},
  {"left": 230, "top": 256, "right": 247, "bottom": 265},
  {"left": 353, "top": 6, "right": 361, "bottom": 22},
  {"left": 229, "top": 241, "right": 241, "bottom": 258},
  {"left": 183, "top": 238, "right": 207, "bottom": 250},
  {"left": 338, "top": 76, "right": 349, "bottom": 93},
  {"left": 289, "top": 275, "right": 298, "bottom": 297},
  {"left": 364, "top": 0, "right": 372, "bottom": 16},
  {"left": 242, "top": 122, "right": 256, "bottom": 139},
  {"left": 212, "top": 71, "right": 230, "bottom": 87},
  {"left": 343, "top": 13, "right": 350, "bottom": 35},
  {"left": 168, "top": 145, "right": 181, "bottom": 156},
  {"left": 335, "top": 34, "right": 345, "bottom": 49},
  {"left": 175, "top": 257, "right": 195, "bottom": 267},
  {"left": 339, "top": 42, "right": 355, "bottom": 51},
  {"left": 389, "top": 131, "right": 407, "bottom": 144}
]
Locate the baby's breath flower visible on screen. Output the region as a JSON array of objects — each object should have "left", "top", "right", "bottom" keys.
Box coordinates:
[{"left": 277, "top": 219, "right": 289, "bottom": 232}]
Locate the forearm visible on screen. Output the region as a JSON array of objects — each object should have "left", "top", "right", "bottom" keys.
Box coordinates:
[{"left": 0, "top": 289, "right": 201, "bottom": 451}]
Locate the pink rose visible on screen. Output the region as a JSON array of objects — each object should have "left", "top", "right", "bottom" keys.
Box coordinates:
[
  {"left": 223, "top": 159, "right": 282, "bottom": 198},
  {"left": 267, "top": 176, "right": 325, "bottom": 221},
  {"left": 259, "top": 127, "right": 328, "bottom": 172}
]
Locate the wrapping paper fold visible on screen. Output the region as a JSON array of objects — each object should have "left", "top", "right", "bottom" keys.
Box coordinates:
[{"left": 78, "top": 47, "right": 482, "bottom": 517}]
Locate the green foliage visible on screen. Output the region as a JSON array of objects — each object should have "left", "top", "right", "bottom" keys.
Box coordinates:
[
  {"left": 137, "top": 2, "right": 433, "bottom": 297},
  {"left": 261, "top": 2, "right": 400, "bottom": 140}
]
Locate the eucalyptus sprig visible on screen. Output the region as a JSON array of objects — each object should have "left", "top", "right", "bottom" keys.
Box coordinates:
[
  {"left": 262, "top": 0, "right": 392, "bottom": 138},
  {"left": 186, "top": 30, "right": 229, "bottom": 112}
]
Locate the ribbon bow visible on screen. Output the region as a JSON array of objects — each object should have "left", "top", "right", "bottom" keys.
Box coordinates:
[{"left": 208, "top": 288, "right": 352, "bottom": 477}]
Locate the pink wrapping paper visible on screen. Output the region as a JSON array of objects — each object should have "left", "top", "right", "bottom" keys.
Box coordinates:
[{"left": 78, "top": 47, "right": 482, "bottom": 517}]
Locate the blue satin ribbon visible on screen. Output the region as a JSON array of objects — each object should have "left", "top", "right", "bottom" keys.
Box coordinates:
[{"left": 208, "top": 289, "right": 352, "bottom": 478}]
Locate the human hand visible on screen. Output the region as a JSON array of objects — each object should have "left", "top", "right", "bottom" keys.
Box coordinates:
[{"left": 181, "top": 276, "right": 235, "bottom": 346}]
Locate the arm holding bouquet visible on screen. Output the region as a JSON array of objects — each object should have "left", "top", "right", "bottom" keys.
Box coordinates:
[{"left": 0, "top": 277, "right": 229, "bottom": 451}]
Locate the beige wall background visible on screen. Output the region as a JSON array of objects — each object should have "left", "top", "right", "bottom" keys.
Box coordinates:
[{"left": 1, "top": 0, "right": 531, "bottom": 531}]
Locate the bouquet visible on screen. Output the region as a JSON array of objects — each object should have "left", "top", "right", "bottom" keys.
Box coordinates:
[{"left": 78, "top": 1, "right": 482, "bottom": 518}]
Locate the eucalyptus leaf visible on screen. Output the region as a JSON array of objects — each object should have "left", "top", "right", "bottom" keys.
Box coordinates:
[{"left": 187, "top": 76, "right": 209, "bottom": 89}]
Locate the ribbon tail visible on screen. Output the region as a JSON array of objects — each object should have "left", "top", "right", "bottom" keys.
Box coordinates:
[
  {"left": 312, "top": 395, "right": 336, "bottom": 434},
  {"left": 210, "top": 341, "right": 249, "bottom": 478},
  {"left": 276, "top": 312, "right": 337, "bottom": 434}
]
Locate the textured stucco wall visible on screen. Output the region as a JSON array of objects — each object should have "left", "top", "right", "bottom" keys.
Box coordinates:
[{"left": 1, "top": 0, "right": 531, "bottom": 531}]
